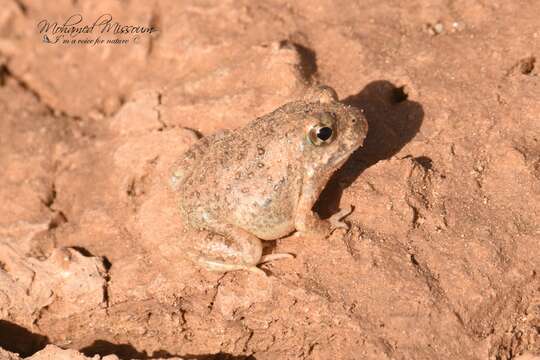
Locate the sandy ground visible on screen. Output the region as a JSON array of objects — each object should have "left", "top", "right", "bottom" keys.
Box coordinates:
[{"left": 0, "top": 0, "right": 539, "bottom": 359}]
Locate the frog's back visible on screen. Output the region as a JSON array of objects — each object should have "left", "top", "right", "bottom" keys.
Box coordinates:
[{"left": 176, "top": 102, "right": 308, "bottom": 238}]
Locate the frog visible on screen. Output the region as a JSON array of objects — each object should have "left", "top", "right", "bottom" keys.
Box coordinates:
[{"left": 170, "top": 85, "right": 368, "bottom": 275}]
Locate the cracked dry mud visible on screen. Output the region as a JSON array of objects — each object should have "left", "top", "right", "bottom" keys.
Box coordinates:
[{"left": 0, "top": 1, "right": 539, "bottom": 360}]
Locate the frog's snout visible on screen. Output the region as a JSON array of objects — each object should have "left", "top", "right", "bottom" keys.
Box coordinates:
[{"left": 352, "top": 113, "right": 368, "bottom": 143}]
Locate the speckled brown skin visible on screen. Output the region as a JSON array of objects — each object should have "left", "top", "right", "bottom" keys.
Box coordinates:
[{"left": 171, "top": 86, "right": 368, "bottom": 273}]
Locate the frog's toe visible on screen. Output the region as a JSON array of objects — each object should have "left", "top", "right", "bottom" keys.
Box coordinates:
[
  {"left": 259, "top": 253, "right": 295, "bottom": 264},
  {"left": 330, "top": 219, "right": 349, "bottom": 230},
  {"left": 328, "top": 205, "right": 353, "bottom": 231},
  {"left": 198, "top": 259, "right": 267, "bottom": 276}
]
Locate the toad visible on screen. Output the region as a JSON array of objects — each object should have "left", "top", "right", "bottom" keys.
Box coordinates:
[{"left": 171, "top": 86, "right": 368, "bottom": 274}]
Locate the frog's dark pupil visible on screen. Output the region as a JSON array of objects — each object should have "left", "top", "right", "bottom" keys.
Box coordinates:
[{"left": 317, "top": 127, "right": 333, "bottom": 141}]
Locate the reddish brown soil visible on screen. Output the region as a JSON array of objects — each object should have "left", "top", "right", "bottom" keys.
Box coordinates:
[{"left": 0, "top": 1, "right": 539, "bottom": 359}]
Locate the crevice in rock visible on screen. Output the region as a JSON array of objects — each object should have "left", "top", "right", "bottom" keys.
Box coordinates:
[
  {"left": 2, "top": 62, "right": 83, "bottom": 120},
  {"left": 70, "top": 246, "right": 112, "bottom": 308},
  {"left": 408, "top": 254, "right": 445, "bottom": 301},
  {"left": 155, "top": 92, "right": 166, "bottom": 131},
  {"left": 48, "top": 211, "right": 67, "bottom": 230},
  {"left": 40, "top": 181, "right": 69, "bottom": 229},
  {"left": 208, "top": 273, "right": 227, "bottom": 313},
  {"left": 0, "top": 64, "right": 6, "bottom": 86},
  {"left": 146, "top": 8, "right": 161, "bottom": 58},
  {"left": 2, "top": 65, "right": 55, "bottom": 116},
  {"left": 413, "top": 156, "right": 433, "bottom": 171},
  {"left": 80, "top": 339, "right": 257, "bottom": 359},
  {"left": 517, "top": 56, "right": 536, "bottom": 75},
  {"left": 241, "top": 329, "right": 255, "bottom": 354},
  {"left": 506, "top": 56, "right": 536, "bottom": 76},
  {"left": 13, "top": 0, "right": 28, "bottom": 15},
  {"left": 0, "top": 320, "right": 49, "bottom": 357},
  {"left": 179, "top": 126, "right": 203, "bottom": 139},
  {"left": 408, "top": 203, "right": 421, "bottom": 228},
  {"left": 278, "top": 40, "right": 318, "bottom": 84},
  {"left": 41, "top": 182, "right": 56, "bottom": 208}
]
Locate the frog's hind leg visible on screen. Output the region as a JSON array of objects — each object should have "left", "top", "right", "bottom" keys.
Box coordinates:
[
  {"left": 199, "top": 254, "right": 294, "bottom": 275},
  {"left": 198, "top": 259, "right": 267, "bottom": 276},
  {"left": 197, "top": 224, "right": 293, "bottom": 275}
]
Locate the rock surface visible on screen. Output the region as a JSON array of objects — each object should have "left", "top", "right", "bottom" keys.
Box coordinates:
[{"left": 0, "top": 0, "right": 539, "bottom": 359}]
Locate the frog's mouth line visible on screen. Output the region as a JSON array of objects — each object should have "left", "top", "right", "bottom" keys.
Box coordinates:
[{"left": 328, "top": 146, "right": 359, "bottom": 170}]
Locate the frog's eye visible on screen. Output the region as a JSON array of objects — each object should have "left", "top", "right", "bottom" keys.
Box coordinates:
[{"left": 308, "top": 125, "right": 334, "bottom": 146}]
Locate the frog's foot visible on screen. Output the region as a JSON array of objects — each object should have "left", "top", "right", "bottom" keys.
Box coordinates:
[
  {"left": 328, "top": 205, "right": 353, "bottom": 231},
  {"left": 199, "top": 253, "right": 294, "bottom": 276},
  {"left": 259, "top": 253, "right": 295, "bottom": 264},
  {"left": 199, "top": 259, "right": 267, "bottom": 276}
]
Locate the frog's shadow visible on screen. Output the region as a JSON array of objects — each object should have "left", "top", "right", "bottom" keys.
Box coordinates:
[{"left": 314, "top": 80, "right": 425, "bottom": 218}]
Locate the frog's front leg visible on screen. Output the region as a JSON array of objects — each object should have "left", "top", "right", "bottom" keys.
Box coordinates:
[
  {"left": 197, "top": 224, "right": 292, "bottom": 275},
  {"left": 294, "top": 178, "right": 352, "bottom": 237}
]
